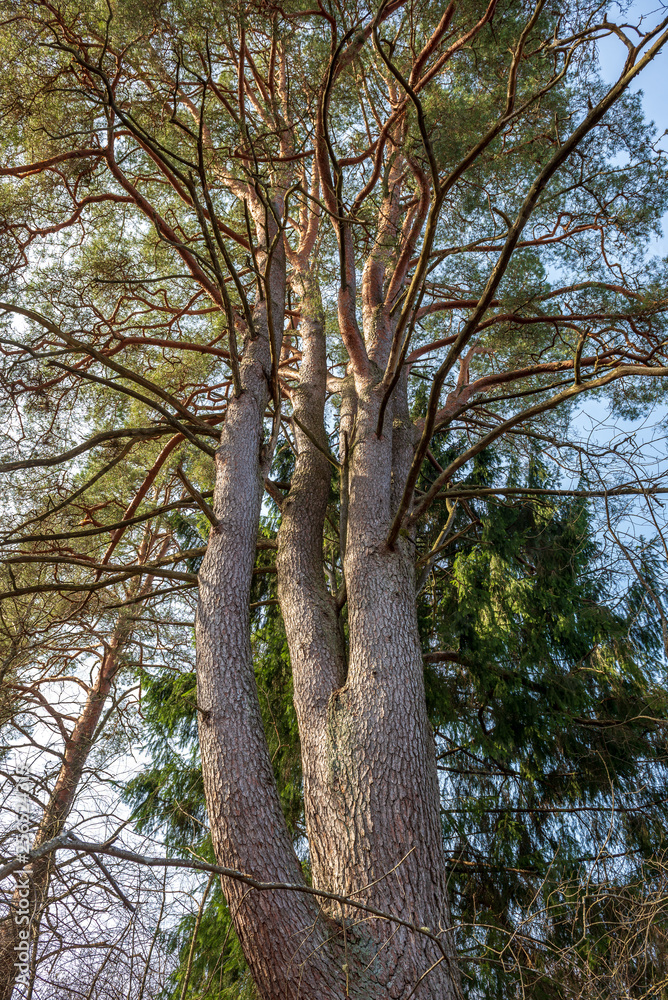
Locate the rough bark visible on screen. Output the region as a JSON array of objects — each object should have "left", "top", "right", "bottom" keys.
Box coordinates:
[
  {"left": 276, "top": 274, "right": 348, "bottom": 894},
  {"left": 196, "top": 250, "right": 461, "bottom": 995},
  {"left": 196, "top": 255, "right": 350, "bottom": 997},
  {"left": 327, "top": 378, "right": 459, "bottom": 998},
  {"left": 275, "top": 272, "right": 459, "bottom": 995}
]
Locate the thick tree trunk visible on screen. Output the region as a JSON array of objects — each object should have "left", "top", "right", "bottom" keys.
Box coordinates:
[
  {"left": 196, "top": 255, "right": 351, "bottom": 996},
  {"left": 281, "top": 365, "right": 459, "bottom": 997},
  {"left": 337, "top": 381, "right": 459, "bottom": 996},
  {"left": 195, "top": 193, "right": 459, "bottom": 992},
  {"left": 272, "top": 270, "right": 459, "bottom": 995},
  {"left": 276, "top": 275, "right": 349, "bottom": 896},
  {"left": 197, "top": 245, "right": 461, "bottom": 994}
]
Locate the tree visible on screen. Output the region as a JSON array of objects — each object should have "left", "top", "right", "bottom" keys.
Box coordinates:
[
  {"left": 0, "top": 514, "right": 183, "bottom": 999},
  {"left": 1, "top": 1, "right": 668, "bottom": 997}
]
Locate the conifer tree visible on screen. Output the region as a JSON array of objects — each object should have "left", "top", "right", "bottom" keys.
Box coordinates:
[{"left": 1, "top": 1, "right": 668, "bottom": 997}]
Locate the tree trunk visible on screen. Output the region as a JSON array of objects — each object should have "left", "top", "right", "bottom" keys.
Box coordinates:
[
  {"left": 196, "top": 236, "right": 353, "bottom": 996},
  {"left": 335, "top": 379, "right": 459, "bottom": 996},
  {"left": 281, "top": 355, "right": 459, "bottom": 997},
  {"left": 276, "top": 273, "right": 350, "bottom": 901},
  {"left": 197, "top": 250, "right": 460, "bottom": 994}
]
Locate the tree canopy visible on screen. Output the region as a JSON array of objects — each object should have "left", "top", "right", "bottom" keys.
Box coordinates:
[{"left": 1, "top": 1, "right": 668, "bottom": 998}]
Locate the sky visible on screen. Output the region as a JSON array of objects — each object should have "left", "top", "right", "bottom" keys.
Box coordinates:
[
  {"left": 598, "top": 2, "right": 668, "bottom": 253},
  {"left": 567, "top": 4, "right": 668, "bottom": 590}
]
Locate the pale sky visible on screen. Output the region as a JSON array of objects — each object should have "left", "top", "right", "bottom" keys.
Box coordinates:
[{"left": 598, "top": 2, "right": 668, "bottom": 254}]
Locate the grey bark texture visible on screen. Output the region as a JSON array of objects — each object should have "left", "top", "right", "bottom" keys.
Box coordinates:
[{"left": 196, "top": 247, "right": 460, "bottom": 995}]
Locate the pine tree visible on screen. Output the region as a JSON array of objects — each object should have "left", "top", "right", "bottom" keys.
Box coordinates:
[{"left": 2, "top": 2, "right": 668, "bottom": 997}]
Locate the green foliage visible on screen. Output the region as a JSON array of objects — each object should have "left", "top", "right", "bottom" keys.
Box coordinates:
[
  {"left": 164, "top": 878, "right": 258, "bottom": 1000},
  {"left": 2, "top": 0, "right": 668, "bottom": 994},
  {"left": 414, "top": 445, "right": 668, "bottom": 996}
]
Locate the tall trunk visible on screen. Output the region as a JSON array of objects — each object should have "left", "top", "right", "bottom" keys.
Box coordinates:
[
  {"left": 320, "top": 377, "right": 459, "bottom": 997},
  {"left": 273, "top": 267, "right": 460, "bottom": 994},
  {"left": 196, "top": 202, "right": 459, "bottom": 992},
  {"left": 0, "top": 613, "right": 134, "bottom": 1000},
  {"left": 195, "top": 255, "right": 350, "bottom": 997},
  {"left": 276, "top": 273, "right": 348, "bottom": 896}
]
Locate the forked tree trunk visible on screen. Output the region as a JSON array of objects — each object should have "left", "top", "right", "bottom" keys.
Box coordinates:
[
  {"left": 197, "top": 262, "right": 460, "bottom": 997},
  {"left": 196, "top": 253, "right": 352, "bottom": 996}
]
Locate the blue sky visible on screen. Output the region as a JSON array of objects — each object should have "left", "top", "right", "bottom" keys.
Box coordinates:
[
  {"left": 598, "top": 2, "right": 668, "bottom": 253},
  {"left": 566, "top": 5, "right": 668, "bottom": 569}
]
